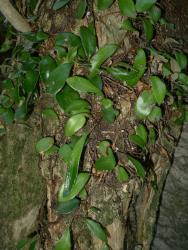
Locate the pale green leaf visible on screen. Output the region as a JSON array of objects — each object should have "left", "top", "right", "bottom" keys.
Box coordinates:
[
  {"left": 64, "top": 114, "right": 86, "bottom": 137},
  {"left": 54, "top": 228, "right": 71, "bottom": 250},
  {"left": 151, "top": 76, "right": 167, "bottom": 105},
  {"left": 135, "top": 0, "right": 157, "bottom": 12},
  {"left": 115, "top": 166, "right": 129, "bottom": 182},
  {"left": 86, "top": 219, "right": 107, "bottom": 242},
  {"left": 118, "top": 0, "right": 137, "bottom": 18},
  {"left": 97, "top": 0, "right": 114, "bottom": 10},
  {"left": 127, "top": 155, "right": 145, "bottom": 178},
  {"left": 67, "top": 76, "right": 103, "bottom": 96},
  {"left": 59, "top": 173, "right": 90, "bottom": 202},
  {"left": 36, "top": 137, "right": 54, "bottom": 154}
]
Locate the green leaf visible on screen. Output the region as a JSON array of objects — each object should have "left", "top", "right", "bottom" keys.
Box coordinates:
[
  {"left": 95, "top": 148, "right": 116, "bottom": 171},
  {"left": 86, "top": 219, "right": 107, "bottom": 242},
  {"left": 91, "top": 44, "right": 118, "bottom": 72},
  {"left": 56, "top": 198, "right": 80, "bottom": 214},
  {"left": 80, "top": 26, "right": 97, "bottom": 57},
  {"left": 118, "top": 0, "right": 137, "bottom": 18},
  {"left": 148, "top": 106, "right": 162, "bottom": 122},
  {"left": 151, "top": 76, "right": 167, "bottom": 105},
  {"left": 53, "top": 0, "right": 71, "bottom": 10},
  {"left": 105, "top": 66, "right": 129, "bottom": 81},
  {"left": 39, "top": 56, "right": 56, "bottom": 83},
  {"left": 148, "top": 5, "right": 161, "bottom": 23},
  {"left": 64, "top": 114, "right": 86, "bottom": 137},
  {"left": 56, "top": 85, "right": 80, "bottom": 112},
  {"left": 97, "top": 140, "right": 111, "bottom": 155},
  {"left": 162, "top": 65, "right": 171, "bottom": 78},
  {"left": 115, "top": 166, "right": 129, "bottom": 182},
  {"left": 59, "top": 144, "right": 72, "bottom": 163},
  {"left": 14, "top": 101, "right": 27, "bottom": 121},
  {"left": 135, "top": 90, "right": 155, "bottom": 119},
  {"left": 54, "top": 228, "right": 71, "bottom": 250},
  {"left": 65, "top": 134, "right": 88, "bottom": 191},
  {"left": 179, "top": 73, "right": 188, "bottom": 85},
  {"left": 2, "top": 108, "right": 14, "bottom": 125},
  {"left": 97, "top": 0, "right": 114, "bottom": 10},
  {"left": 67, "top": 76, "right": 103, "bottom": 96},
  {"left": 59, "top": 172, "right": 90, "bottom": 202},
  {"left": 75, "top": 0, "right": 87, "bottom": 19},
  {"left": 127, "top": 155, "right": 145, "bottom": 178},
  {"left": 36, "top": 137, "right": 54, "bottom": 154},
  {"left": 143, "top": 18, "right": 153, "bottom": 42},
  {"left": 101, "top": 105, "right": 119, "bottom": 123},
  {"left": 47, "top": 63, "right": 73, "bottom": 94},
  {"left": 23, "top": 70, "right": 39, "bottom": 93},
  {"left": 65, "top": 99, "right": 91, "bottom": 115},
  {"left": 120, "top": 19, "right": 137, "bottom": 31},
  {"left": 133, "top": 48, "right": 146, "bottom": 76},
  {"left": 175, "top": 51, "right": 187, "bottom": 70},
  {"left": 79, "top": 188, "right": 87, "bottom": 200},
  {"left": 135, "top": 0, "right": 157, "bottom": 12},
  {"left": 55, "top": 32, "right": 81, "bottom": 47},
  {"left": 16, "top": 238, "right": 29, "bottom": 249},
  {"left": 136, "top": 124, "right": 148, "bottom": 144},
  {"left": 45, "top": 145, "right": 59, "bottom": 156},
  {"left": 101, "top": 243, "right": 110, "bottom": 250},
  {"left": 42, "top": 108, "right": 58, "bottom": 120},
  {"left": 129, "top": 134, "right": 146, "bottom": 149},
  {"left": 36, "top": 31, "right": 48, "bottom": 41}
]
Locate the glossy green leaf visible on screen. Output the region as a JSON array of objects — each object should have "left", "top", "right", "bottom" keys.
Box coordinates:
[
  {"left": 65, "top": 134, "right": 88, "bottom": 191},
  {"left": 23, "top": 70, "right": 39, "bottom": 93},
  {"left": 148, "top": 106, "right": 162, "bottom": 122},
  {"left": 53, "top": 0, "right": 70, "bottom": 10},
  {"left": 175, "top": 51, "right": 187, "bottom": 70},
  {"left": 64, "top": 114, "right": 86, "bottom": 137},
  {"left": 47, "top": 63, "right": 73, "bottom": 94},
  {"left": 115, "top": 166, "right": 129, "bottom": 182},
  {"left": 97, "top": 0, "right": 114, "bottom": 10},
  {"left": 95, "top": 148, "right": 116, "bottom": 171},
  {"left": 59, "top": 173, "right": 90, "bottom": 202},
  {"left": 39, "top": 56, "right": 56, "bottom": 83},
  {"left": 67, "top": 76, "right": 103, "bottom": 96},
  {"left": 54, "top": 228, "right": 71, "bottom": 250},
  {"left": 135, "top": 0, "right": 157, "bottom": 12},
  {"left": 148, "top": 5, "right": 161, "bottom": 23},
  {"left": 56, "top": 85, "right": 80, "bottom": 112},
  {"left": 36, "top": 31, "right": 48, "bottom": 41},
  {"left": 65, "top": 99, "right": 91, "bottom": 115},
  {"left": 118, "top": 0, "right": 137, "bottom": 18},
  {"left": 143, "top": 18, "right": 153, "bottom": 42},
  {"left": 80, "top": 26, "right": 97, "bottom": 57},
  {"left": 75, "top": 0, "right": 87, "bottom": 19},
  {"left": 91, "top": 44, "right": 118, "bottom": 72},
  {"left": 55, "top": 32, "right": 81, "bottom": 47},
  {"left": 59, "top": 144, "right": 72, "bottom": 163},
  {"left": 133, "top": 48, "right": 146, "bottom": 76},
  {"left": 36, "top": 137, "right": 54, "bottom": 154},
  {"left": 151, "top": 76, "right": 167, "bottom": 105},
  {"left": 136, "top": 124, "right": 148, "bottom": 144},
  {"left": 42, "top": 108, "right": 58, "bottom": 120},
  {"left": 86, "top": 219, "right": 107, "bottom": 242},
  {"left": 129, "top": 134, "right": 146, "bottom": 149},
  {"left": 56, "top": 198, "right": 80, "bottom": 214},
  {"left": 135, "top": 90, "right": 155, "bottom": 119},
  {"left": 79, "top": 188, "right": 87, "bottom": 200},
  {"left": 127, "top": 155, "right": 145, "bottom": 178},
  {"left": 179, "top": 73, "right": 188, "bottom": 85},
  {"left": 120, "top": 19, "right": 137, "bottom": 31}
]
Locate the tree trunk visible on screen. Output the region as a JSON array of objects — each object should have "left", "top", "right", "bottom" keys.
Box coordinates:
[{"left": 0, "top": 0, "right": 186, "bottom": 249}]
